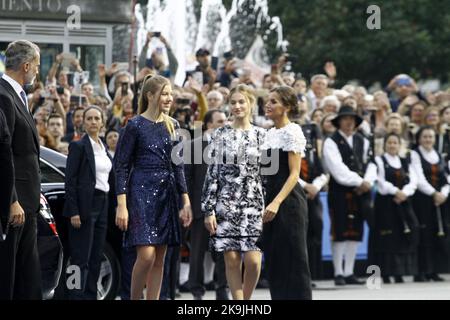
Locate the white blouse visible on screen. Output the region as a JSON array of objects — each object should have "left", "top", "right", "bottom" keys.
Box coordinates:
[
  {"left": 322, "top": 130, "right": 377, "bottom": 187},
  {"left": 410, "top": 146, "right": 450, "bottom": 197},
  {"left": 261, "top": 122, "right": 307, "bottom": 156},
  {"left": 89, "top": 136, "right": 113, "bottom": 193},
  {"left": 375, "top": 153, "right": 417, "bottom": 197}
]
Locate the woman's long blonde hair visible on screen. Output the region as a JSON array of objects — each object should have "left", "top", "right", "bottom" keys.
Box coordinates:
[{"left": 138, "top": 74, "right": 175, "bottom": 136}]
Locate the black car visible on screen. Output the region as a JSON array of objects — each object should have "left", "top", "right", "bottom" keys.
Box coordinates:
[
  {"left": 38, "top": 193, "right": 63, "bottom": 300},
  {"left": 40, "top": 146, "right": 122, "bottom": 300}
]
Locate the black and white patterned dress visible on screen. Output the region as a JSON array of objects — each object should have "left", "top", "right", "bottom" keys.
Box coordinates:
[{"left": 201, "top": 125, "right": 266, "bottom": 252}]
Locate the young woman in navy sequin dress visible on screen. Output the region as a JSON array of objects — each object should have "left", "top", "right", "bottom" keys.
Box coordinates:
[{"left": 115, "top": 75, "right": 192, "bottom": 300}]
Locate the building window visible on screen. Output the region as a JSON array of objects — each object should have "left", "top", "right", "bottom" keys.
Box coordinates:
[{"left": 36, "top": 43, "right": 63, "bottom": 84}]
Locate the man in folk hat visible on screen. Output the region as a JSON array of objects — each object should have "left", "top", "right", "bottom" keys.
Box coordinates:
[{"left": 322, "top": 105, "right": 377, "bottom": 286}]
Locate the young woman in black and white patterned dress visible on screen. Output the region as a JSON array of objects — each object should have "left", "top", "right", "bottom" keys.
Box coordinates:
[{"left": 202, "top": 84, "right": 266, "bottom": 300}]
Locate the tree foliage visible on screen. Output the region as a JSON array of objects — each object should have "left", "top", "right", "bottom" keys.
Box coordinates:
[{"left": 268, "top": 0, "right": 450, "bottom": 86}]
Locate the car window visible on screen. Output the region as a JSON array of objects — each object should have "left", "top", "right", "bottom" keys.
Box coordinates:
[{"left": 40, "top": 160, "right": 65, "bottom": 183}]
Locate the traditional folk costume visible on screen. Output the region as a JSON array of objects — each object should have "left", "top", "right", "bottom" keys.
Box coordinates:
[
  {"left": 373, "top": 153, "right": 419, "bottom": 282},
  {"left": 323, "top": 106, "right": 377, "bottom": 285},
  {"left": 411, "top": 146, "right": 450, "bottom": 281}
]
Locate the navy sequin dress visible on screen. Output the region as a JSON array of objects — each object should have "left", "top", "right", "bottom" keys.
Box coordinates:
[{"left": 115, "top": 115, "right": 187, "bottom": 247}]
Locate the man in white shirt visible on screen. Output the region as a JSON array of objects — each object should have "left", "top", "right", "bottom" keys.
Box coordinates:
[{"left": 322, "top": 105, "right": 377, "bottom": 286}]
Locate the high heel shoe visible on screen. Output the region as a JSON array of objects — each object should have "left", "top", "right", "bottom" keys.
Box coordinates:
[{"left": 427, "top": 273, "right": 445, "bottom": 282}]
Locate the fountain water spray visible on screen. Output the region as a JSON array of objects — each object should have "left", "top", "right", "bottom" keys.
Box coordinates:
[{"left": 137, "top": 0, "right": 287, "bottom": 86}]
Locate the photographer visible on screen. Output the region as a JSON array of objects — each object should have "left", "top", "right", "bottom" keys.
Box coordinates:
[
  {"left": 172, "top": 106, "right": 193, "bottom": 133},
  {"left": 105, "top": 70, "right": 132, "bottom": 103},
  {"left": 31, "top": 82, "right": 67, "bottom": 131},
  {"left": 262, "top": 74, "right": 274, "bottom": 90},
  {"left": 106, "top": 86, "right": 135, "bottom": 131},
  {"left": 218, "top": 53, "right": 238, "bottom": 88},
  {"left": 193, "top": 48, "right": 216, "bottom": 88},
  {"left": 139, "top": 32, "right": 178, "bottom": 80},
  {"left": 385, "top": 74, "right": 428, "bottom": 112},
  {"left": 81, "top": 82, "right": 96, "bottom": 105},
  {"left": 28, "top": 81, "right": 45, "bottom": 114},
  {"left": 47, "top": 53, "right": 83, "bottom": 89}
]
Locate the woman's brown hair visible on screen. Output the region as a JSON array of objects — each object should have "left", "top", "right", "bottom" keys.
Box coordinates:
[{"left": 270, "top": 86, "right": 299, "bottom": 118}]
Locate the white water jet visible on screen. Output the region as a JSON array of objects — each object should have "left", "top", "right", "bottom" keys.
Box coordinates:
[{"left": 136, "top": 0, "right": 287, "bottom": 86}]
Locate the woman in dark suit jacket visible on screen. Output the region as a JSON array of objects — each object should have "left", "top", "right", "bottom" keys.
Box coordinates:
[{"left": 63, "top": 105, "right": 114, "bottom": 300}]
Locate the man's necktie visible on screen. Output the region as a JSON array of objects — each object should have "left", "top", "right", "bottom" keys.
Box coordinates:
[{"left": 19, "top": 91, "right": 28, "bottom": 112}]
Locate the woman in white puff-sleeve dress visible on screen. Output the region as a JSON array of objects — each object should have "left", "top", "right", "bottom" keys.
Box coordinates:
[{"left": 258, "top": 86, "right": 312, "bottom": 300}]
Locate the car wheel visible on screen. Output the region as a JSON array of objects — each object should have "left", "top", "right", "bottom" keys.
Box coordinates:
[
  {"left": 98, "top": 242, "right": 121, "bottom": 300},
  {"left": 53, "top": 242, "right": 121, "bottom": 300}
]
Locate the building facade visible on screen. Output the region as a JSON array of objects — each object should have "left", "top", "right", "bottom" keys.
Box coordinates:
[{"left": 0, "top": 0, "right": 133, "bottom": 84}]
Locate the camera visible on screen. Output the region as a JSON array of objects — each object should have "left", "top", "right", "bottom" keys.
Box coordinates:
[
  {"left": 211, "top": 56, "right": 219, "bottom": 70},
  {"left": 176, "top": 98, "right": 191, "bottom": 106},
  {"left": 56, "top": 86, "right": 65, "bottom": 95},
  {"left": 285, "top": 53, "right": 298, "bottom": 64},
  {"left": 223, "top": 51, "right": 234, "bottom": 60},
  {"left": 73, "top": 71, "right": 89, "bottom": 85},
  {"left": 121, "top": 82, "right": 129, "bottom": 97},
  {"left": 70, "top": 95, "right": 88, "bottom": 107},
  {"left": 153, "top": 31, "right": 161, "bottom": 38}
]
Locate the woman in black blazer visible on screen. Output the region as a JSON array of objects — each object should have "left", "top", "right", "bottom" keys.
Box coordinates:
[{"left": 63, "top": 105, "right": 113, "bottom": 300}]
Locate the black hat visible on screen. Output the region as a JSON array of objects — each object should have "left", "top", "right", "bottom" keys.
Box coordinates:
[
  {"left": 331, "top": 105, "right": 363, "bottom": 128},
  {"left": 223, "top": 50, "right": 234, "bottom": 60},
  {"left": 196, "top": 48, "right": 210, "bottom": 57}
]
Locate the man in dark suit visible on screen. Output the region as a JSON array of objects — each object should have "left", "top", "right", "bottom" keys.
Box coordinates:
[
  {"left": 0, "top": 108, "right": 13, "bottom": 239},
  {"left": 0, "top": 40, "right": 42, "bottom": 300},
  {"left": 185, "top": 109, "right": 229, "bottom": 300}
]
